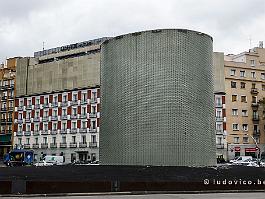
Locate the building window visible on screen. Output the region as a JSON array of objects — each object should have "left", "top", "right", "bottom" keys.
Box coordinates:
[
  {"left": 262, "top": 84, "right": 265, "bottom": 91},
  {"left": 72, "top": 121, "right": 77, "bottom": 129},
  {"left": 44, "top": 123, "right": 48, "bottom": 131},
  {"left": 234, "top": 137, "right": 240, "bottom": 144},
  {"left": 232, "top": 109, "right": 238, "bottom": 116},
  {"left": 232, "top": 95, "right": 237, "bottom": 102},
  {"left": 252, "top": 83, "right": 256, "bottom": 89},
  {"left": 18, "top": 138, "right": 22, "bottom": 145},
  {"left": 231, "top": 81, "right": 236, "bottom": 88},
  {"left": 216, "top": 110, "right": 222, "bottom": 118},
  {"left": 72, "top": 136, "right": 76, "bottom": 143},
  {"left": 252, "top": 96, "right": 257, "bottom": 103},
  {"left": 72, "top": 107, "right": 77, "bottom": 115},
  {"left": 251, "top": 72, "right": 256, "bottom": 78},
  {"left": 62, "top": 108, "right": 67, "bottom": 116},
  {"left": 54, "top": 96, "right": 58, "bottom": 103},
  {"left": 26, "top": 138, "right": 30, "bottom": 144},
  {"left": 91, "top": 120, "right": 96, "bottom": 129},
  {"left": 19, "top": 99, "right": 23, "bottom": 107},
  {"left": 18, "top": 125, "right": 22, "bottom": 132},
  {"left": 216, "top": 97, "right": 222, "bottom": 107},
  {"left": 35, "top": 110, "right": 40, "bottom": 118},
  {"left": 81, "top": 121, "right": 87, "bottom": 128},
  {"left": 232, "top": 123, "right": 239, "bottom": 130},
  {"left": 35, "top": 138, "right": 38, "bottom": 144},
  {"left": 27, "top": 99, "right": 32, "bottom": 106},
  {"left": 242, "top": 110, "right": 248, "bottom": 117},
  {"left": 243, "top": 137, "right": 249, "bottom": 143},
  {"left": 35, "top": 124, "right": 39, "bottom": 131},
  {"left": 81, "top": 106, "right": 86, "bottom": 115},
  {"left": 52, "top": 137, "right": 56, "bottom": 144},
  {"left": 62, "top": 136, "right": 66, "bottom": 144},
  {"left": 52, "top": 123, "right": 57, "bottom": 130},
  {"left": 82, "top": 93, "right": 87, "bottom": 101},
  {"left": 63, "top": 95, "right": 67, "bottom": 102},
  {"left": 43, "top": 137, "right": 47, "bottom": 144},
  {"left": 230, "top": 69, "right": 236, "bottom": 76},
  {"left": 253, "top": 111, "right": 259, "bottom": 120},
  {"left": 53, "top": 109, "right": 58, "bottom": 116},
  {"left": 242, "top": 124, "right": 248, "bottom": 131},
  {"left": 240, "top": 70, "right": 246, "bottom": 77},
  {"left": 240, "top": 82, "right": 246, "bottom": 89},
  {"left": 81, "top": 135, "right": 86, "bottom": 143},
  {"left": 250, "top": 60, "right": 255, "bottom": 66},
  {"left": 216, "top": 123, "right": 222, "bottom": 130},
  {"left": 36, "top": 98, "right": 40, "bottom": 105},
  {"left": 261, "top": 73, "right": 265, "bottom": 80},
  {"left": 44, "top": 97, "right": 48, "bottom": 105},
  {"left": 73, "top": 93, "right": 78, "bottom": 102},
  {"left": 91, "top": 135, "right": 96, "bottom": 143},
  {"left": 26, "top": 124, "right": 30, "bottom": 132},
  {"left": 92, "top": 106, "right": 96, "bottom": 113},
  {"left": 241, "top": 96, "right": 247, "bottom": 103}
]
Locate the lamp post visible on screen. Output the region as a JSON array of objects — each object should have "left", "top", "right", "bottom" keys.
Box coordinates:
[{"left": 246, "top": 133, "right": 260, "bottom": 159}]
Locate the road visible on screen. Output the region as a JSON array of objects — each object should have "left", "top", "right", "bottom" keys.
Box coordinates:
[{"left": 1, "top": 193, "right": 265, "bottom": 199}]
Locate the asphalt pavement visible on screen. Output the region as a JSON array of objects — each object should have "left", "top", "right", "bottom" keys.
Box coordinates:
[{"left": 1, "top": 193, "right": 265, "bottom": 199}]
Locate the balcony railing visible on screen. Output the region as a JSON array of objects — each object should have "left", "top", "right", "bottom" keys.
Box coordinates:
[
  {"left": 1, "top": 96, "right": 7, "bottom": 101},
  {"left": 25, "top": 118, "right": 31, "bottom": 123},
  {"left": 17, "top": 106, "right": 24, "bottom": 111},
  {"left": 89, "top": 128, "right": 97, "bottom": 133},
  {"left": 216, "top": 117, "right": 223, "bottom": 122},
  {"left": 71, "top": 100, "right": 79, "bottom": 106},
  {"left": 51, "top": 102, "right": 58, "bottom": 107},
  {"left": 6, "top": 118, "right": 12, "bottom": 124},
  {"left": 70, "top": 128, "right": 77, "bottom": 134},
  {"left": 215, "top": 103, "right": 223, "bottom": 108},
  {"left": 80, "top": 100, "right": 87, "bottom": 105},
  {"left": 79, "top": 142, "right": 87, "bottom": 148},
  {"left": 41, "top": 130, "right": 49, "bottom": 135},
  {"left": 26, "top": 105, "right": 32, "bottom": 110},
  {"left": 60, "top": 129, "right": 67, "bottom": 134},
  {"left": 51, "top": 130, "right": 57, "bottom": 135},
  {"left": 253, "top": 117, "right": 259, "bottom": 122},
  {"left": 0, "top": 119, "right": 6, "bottom": 124},
  {"left": 216, "top": 143, "right": 224, "bottom": 149},
  {"left": 43, "top": 103, "right": 49, "bottom": 108},
  {"left": 70, "top": 114, "right": 78, "bottom": 119},
  {"left": 17, "top": 119, "right": 23, "bottom": 124},
  {"left": 8, "top": 106, "right": 14, "bottom": 111},
  {"left": 90, "top": 98, "right": 97, "bottom": 104},
  {"left": 61, "top": 115, "right": 68, "bottom": 120},
  {"left": 50, "top": 143, "right": 57, "bottom": 148},
  {"left": 24, "top": 144, "right": 31, "bottom": 149},
  {"left": 216, "top": 129, "right": 223, "bottom": 135},
  {"left": 51, "top": 116, "right": 58, "bottom": 121},
  {"left": 41, "top": 143, "right": 48, "bottom": 149},
  {"left": 89, "top": 142, "right": 98, "bottom": 148},
  {"left": 251, "top": 88, "right": 258, "bottom": 94},
  {"left": 16, "top": 131, "right": 23, "bottom": 136},
  {"left": 1, "top": 107, "right": 7, "bottom": 112},
  {"left": 35, "top": 104, "right": 41, "bottom": 109},
  {"left": 32, "top": 144, "right": 39, "bottom": 149},
  {"left": 33, "top": 117, "right": 40, "bottom": 122},
  {"left": 60, "top": 143, "right": 67, "bottom": 148},
  {"left": 33, "top": 131, "right": 39, "bottom": 136},
  {"left": 42, "top": 116, "right": 49, "bottom": 122},
  {"left": 79, "top": 114, "right": 87, "bottom": 119},
  {"left": 61, "top": 101, "right": 68, "bottom": 107},
  {"left": 253, "top": 130, "right": 260, "bottom": 136},
  {"left": 251, "top": 103, "right": 259, "bottom": 108},
  {"left": 79, "top": 128, "right": 88, "bottom": 133},
  {"left": 89, "top": 113, "right": 97, "bottom": 118},
  {"left": 70, "top": 142, "right": 77, "bottom": 148},
  {"left": 24, "top": 131, "right": 31, "bottom": 136}
]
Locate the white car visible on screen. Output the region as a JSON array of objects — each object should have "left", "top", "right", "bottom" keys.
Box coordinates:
[{"left": 34, "top": 160, "right": 54, "bottom": 166}]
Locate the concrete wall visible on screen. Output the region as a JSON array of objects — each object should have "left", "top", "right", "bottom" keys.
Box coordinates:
[{"left": 213, "top": 52, "right": 225, "bottom": 93}]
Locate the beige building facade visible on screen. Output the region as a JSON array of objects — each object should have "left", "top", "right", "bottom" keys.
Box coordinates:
[{"left": 224, "top": 46, "right": 265, "bottom": 160}]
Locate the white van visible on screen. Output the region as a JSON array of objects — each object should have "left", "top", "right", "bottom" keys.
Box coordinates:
[
  {"left": 34, "top": 155, "right": 64, "bottom": 166},
  {"left": 230, "top": 156, "right": 253, "bottom": 165}
]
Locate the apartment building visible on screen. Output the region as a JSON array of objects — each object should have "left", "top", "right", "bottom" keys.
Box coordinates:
[
  {"left": 0, "top": 58, "right": 16, "bottom": 158},
  {"left": 13, "top": 38, "right": 108, "bottom": 163},
  {"left": 225, "top": 44, "right": 265, "bottom": 160}
]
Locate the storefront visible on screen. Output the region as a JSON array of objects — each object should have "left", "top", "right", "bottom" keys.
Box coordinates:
[{"left": 245, "top": 147, "right": 258, "bottom": 158}]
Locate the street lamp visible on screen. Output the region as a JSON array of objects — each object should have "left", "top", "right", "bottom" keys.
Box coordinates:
[{"left": 245, "top": 133, "right": 260, "bottom": 159}]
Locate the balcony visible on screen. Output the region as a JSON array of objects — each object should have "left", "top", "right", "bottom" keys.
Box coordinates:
[
  {"left": 51, "top": 130, "right": 57, "bottom": 135},
  {"left": 17, "top": 119, "right": 23, "bottom": 124},
  {"left": 25, "top": 118, "right": 31, "bottom": 123},
  {"left": 216, "top": 129, "right": 223, "bottom": 135},
  {"left": 24, "top": 144, "right": 31, "bottom": 149},
  {"left": 35, "top": 104, "right": 41, "bottom": 109},
  {"left": 33, "top": 131, "right": 39, "bottom": 136},
  {"left": 26, "top": 105, "right": 32, "bottom": 110},
  {"left": 216, "top": 117, "right": 223, "bottom": 122},
  {"left": 61, "top": 101, "right": 68, "bottom": 107},
  {"left": 8, "top": 106, "right": 14, "bottom": 111},
  {"left": 32, "top": 144, "right": 39, "bottom": 149},
  {"left": 42, "top": 116, "right": 49, "bottom": 122},
  {"left": 253, "top": 117, "right": 259, "bottom": 123},
  {"left": 253, "top": 130, "right": 260, "bottom": 136},
  {"left": 79, "top": 142, "right": 87, "bottom": 148},
  {"left": 60, "top": 129, "right": 67, "bottom": 134},
  {"left": 61, "top": 115, "right": 68, "bottom": 120},
  {"left": 215, "top": 103, "right": 223, "bottom": 108},
  {"left": 6, "top": 130, "right": 12, "bottom": 135},
  {"left": 70, "top": 142, "right": 77, "bottom": 148},
  {"left": 90, "top": 98, "right": 97, "bottom": 104},
  {"left": 79, "top": 114, "right": 87, "bottom": 119},
  {"left": 80, "top": 100, "right": 87, "bottom": 105},
  {"left": 89, "top": 142, "right": 98, "bottom": 148},
  {"left": 50, "top": 143, "right": 57, "bottom": 148},
  {"left": 0, "top": 119, "right": 6, "bottom": 124},
  {"left": 216, "top": 143, "right": 224, "bottom": 149},
  {"left": 51, "top": 102, "right": 58, "bottom": 108},
  {"left": 89, "top": 128, "right": 97, "bottom": 133},
  {"left": 6, "top": 118, "right": 12, "bottom": 124},
  {"left": 251, "top": 88, "right": 259, "bottom": 95},
  {"left": 16, "top": 131, "right": 23, "bottom": 136},
  {"left": 33, "top": 117, "right": 40, "bottom": 122},
  {"left": 1, "top": 107, "right": 7, "bottom": 112},
  {"left": 79, "top": 128, "right": 88, "bottom": 133},
  {"left": 8, "top": 95, "right": 14, "bottom": 99},
  {"left": 89, "top": 113, "right": 97, "bottom": 118},
  {"left": 43, "top": 103, "right": 49, "bottom": 108},
  {"left": 70, "top": 114, "right": 78, "bottom": 119},
  {"left": 70, "top": 128, "right": 77, "bottom": 134},
  {"left": 251, "top": 103, "right": 259, "bottom": 108},
  {"left": 71, "top": 100, "right": 78, "bottom": 106},
  {"left": 41, "top": 143, "right": 48, "bottom": 149},
  {"left": 1, "top": 96, "right": 7, "bottom": 101},
  {"left": 60, "top": 143, "right": 67, "bottom": 148},
  {"left": 24, "top": 131, "right": 31, "bottom": 136},
  {"left": 41, "top": 130, "right": 49, "bottom": 135},
  {"left": 17, "top": 106, "right": 24, "bottom": 111},
  {"left": 51, "top": 116, "right": 58, "bottom": 121}
]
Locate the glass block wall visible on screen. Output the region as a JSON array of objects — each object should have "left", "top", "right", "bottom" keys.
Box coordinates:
[{"left": 100, "top": 29, "right": 216, "bottom": 166}]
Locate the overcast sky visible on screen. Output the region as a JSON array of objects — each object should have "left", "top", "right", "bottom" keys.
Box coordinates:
[{"left": 1, "top": 0, "right": 265, "bottom": 63}]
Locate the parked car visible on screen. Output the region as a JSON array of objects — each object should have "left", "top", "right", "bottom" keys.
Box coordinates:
[
  {"left": 34, "top": 155, "right": 64, "bottom": 166},
  {"left": 230, "top": 156, "right": 253, "bottom": 164},
  {"left": 4, "top": 149, "right": 34, "bottom": 166}
]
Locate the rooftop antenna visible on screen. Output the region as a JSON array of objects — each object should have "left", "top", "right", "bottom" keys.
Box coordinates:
[{"left": 42, "top": 41, "right": 45, "bottom": 51}]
